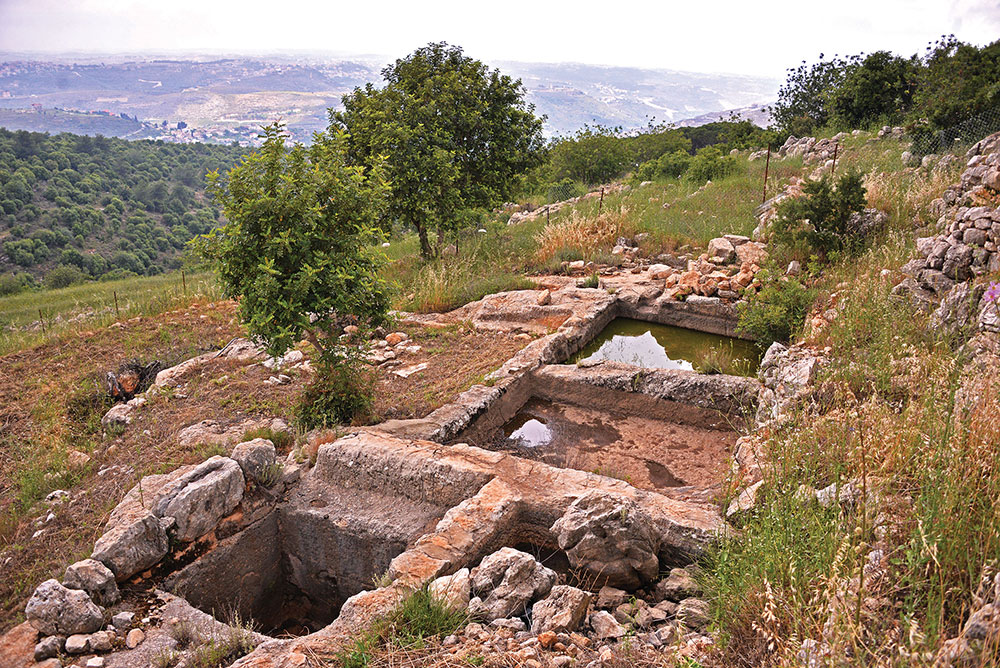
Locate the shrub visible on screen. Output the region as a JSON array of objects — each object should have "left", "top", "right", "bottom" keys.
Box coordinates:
[
  {"left": 296, "top": 355, "right": 375, "bottom": 428},
  {"left": 736, "top": 269, "right": 817, "bottom": 348},
  {"left": 0, "top": 271, "right": 35, "bottom": 296},
  {"left": 633, "top": 150, "right": 691, "bottom": 182},
  {"left": 772, "top": 170, "right": 868, "bottom": 258},
  {"left": 43, "top": 263, "right": 88, "bottom": 290},
  {"left": 685, "top": 145, "right": 737, "bottom": 184}
]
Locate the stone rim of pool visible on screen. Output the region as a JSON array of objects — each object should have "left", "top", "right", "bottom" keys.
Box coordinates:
[{"left": 569, "top": 318, "right": 761, "bottom": 376}]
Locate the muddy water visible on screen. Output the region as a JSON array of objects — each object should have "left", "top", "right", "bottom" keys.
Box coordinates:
[
  {"left": 569, "top": 318, "right": 761, "bottom": 376},
  {"left": 493, "top": 397, "right": 734, "bottom": 492}
]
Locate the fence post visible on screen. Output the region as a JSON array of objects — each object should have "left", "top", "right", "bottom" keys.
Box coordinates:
[
  {"left": 599, "top": 187, "right": 605, "bottom": 213},
  {"left": 831, "top": 143, "right": 839, "bottom": 174},
  {"left": 114, "top": 291, "right": 120, "bottom": 320},
  {"left": 546, "top": 206, "right": 550, "bottom": 224},
  {"left": 762, "top": 145, "right": 771, "bottom": 204},
  {"left": 38, "top": 309, "right": 45, "bottom": 335},
  {"left": 182, "top": 270, "right": 187, "bottom": 295}
]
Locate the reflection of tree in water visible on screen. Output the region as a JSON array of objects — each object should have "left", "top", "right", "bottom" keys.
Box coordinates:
[{"left": 582, "top": 331, "right": 693, "bottom": 371}]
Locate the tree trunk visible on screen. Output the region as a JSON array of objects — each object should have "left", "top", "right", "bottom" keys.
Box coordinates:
[{"left": 417, "top": 224, "right": 432, "bottom": 260}]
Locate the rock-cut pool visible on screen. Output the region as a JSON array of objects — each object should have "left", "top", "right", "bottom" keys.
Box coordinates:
[{"left": 569, "top": 318, "right": 761, "bottom": 376}]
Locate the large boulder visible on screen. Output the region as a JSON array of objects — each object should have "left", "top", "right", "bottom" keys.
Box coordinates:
[
  {"left": 469, "top": 548, "right": 556, "bottom": 621},
  {"left": 530, "top": 585, "right": 592, "bottom": 633},
  {"left": 91, "top": 509, "right": 168, "bottom": 580},
  {"left": 151, "top": 456, "right": 245, "bottom": 542},
  {"left": 63, "top": 559, "right": 120, "bottom": 606},
  {"left": 550, "top": 491, "right": 660, "bottom": 590},
  {"left": 25, "top": 580, "right": 103, "bottom": 636}
]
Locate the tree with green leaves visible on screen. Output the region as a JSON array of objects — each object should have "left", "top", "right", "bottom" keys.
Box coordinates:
[
  {"left": 828, "top": 51, "right": 918, "bottom": 129},
  {"left": 198, "top": 123, "right": 391, "bottom": 360},
  {"left": 332, "top": 42, "right": 545, "bottom": 259}
]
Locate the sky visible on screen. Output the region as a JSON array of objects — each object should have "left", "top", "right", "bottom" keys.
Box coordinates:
[{"left": 0, "top": 0, "right": 998, "bottom": 77}]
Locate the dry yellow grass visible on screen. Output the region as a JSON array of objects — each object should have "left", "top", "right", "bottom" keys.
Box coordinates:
[{"left": 533, "top": 207, "right": 636, "bottom": 263}]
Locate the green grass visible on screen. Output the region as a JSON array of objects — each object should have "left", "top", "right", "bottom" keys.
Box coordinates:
[
  {"left": 560, "top": 155, "right": 804, "bottom": 252},
  {"left": 337, "top": 587, "right": 469, "bottom": 667},
  {"left": 385, "top": 218, "right": 542, "bottom": 313},
  {"left": 0, "top": 271, "right": 221, "bottom": 355}
]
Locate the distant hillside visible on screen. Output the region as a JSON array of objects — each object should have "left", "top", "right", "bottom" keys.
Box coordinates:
[
  {"left": 0, "top": 55, "right": 780, "bottom": 139},
  {"left": 0, "top": 128, "right": 243, "bottom": 281},
  {"left": 676, "top": 103, "right": 773, "bottom": 128}
]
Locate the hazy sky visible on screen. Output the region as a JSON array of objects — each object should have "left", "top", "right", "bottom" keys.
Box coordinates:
[{"left": 1, "top": 0, "right": 998, "bottom": 77}]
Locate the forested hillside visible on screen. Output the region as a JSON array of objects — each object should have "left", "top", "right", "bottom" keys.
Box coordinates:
[{"left": 0, "top": 129, "right": 243, "bottom": 289}]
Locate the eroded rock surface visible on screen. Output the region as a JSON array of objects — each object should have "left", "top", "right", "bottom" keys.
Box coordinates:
[
  {"left": 151, "top": 455, "right": 244, "bottom": 542},
  {"left": 551, "top": 491, "right": 660, "bottom": 590},
  {"left": 25, "top": 579, "right": 103, "bottom": 636},
  {"left": 63, "top": 559, "right": 120, "bottom": 606},
  {"left": 469, "top": 547, "right": 557, "bottom": 621}
]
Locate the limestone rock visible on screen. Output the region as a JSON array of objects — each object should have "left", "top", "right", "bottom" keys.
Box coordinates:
[
  {"left": 91, "top": 509, "right": 168, "bottom": 580},
  {"left": 125, "top": 627, "right": 145, "bottom": 649},
  {"left": 34, "top": 635, "right": 62, "bottom": 661},
  {"left": 676, "top": 598, "right": 710, "bottom": 629},
  {"left": 429, "top": 568, "right": 471, "bottom": 611},
  {"left": 596, "top": 586, "right": 627, "bottom": 610},
  {"left": 964, "top": 603, "right": 1000, "bottom": 640},
  {"left": 63, "top": 559, "right": 120, "bottom": 606},
  {"left": 530, "top": 585, "right": 591, "bottom": 633},
  {"left": 25, "top": 580, "right": 103, "bottom": 636},
  {"left": 551, "top": 491, "right": 660, "bottom": 590},
  {"left": 151, "top": 456, "right": 245, "bottom": 542},
  {"left": 231, "top": 439, "right": 276, "bottom": 484},
  {"left": 655, "top": 568, "right": 701, "bottom": 602},
  {"left": 0, "top": 621, "right": 39, "bottom": 668},
  {"left": 726, "top": 480, "right": 763, "bottom": 520},
  {"left": 469, "top": 547, "right": 556, "bottom": 621},
  {"left": 65, "top": 633, "right": 90, "bottom": 653},
  {"left": 111, "top": 611, "right": 135, "bottom": 630},
  {"left": 101, "top": 403, "right": 134, "bottom": 429},
  {"left": 89, "top": 630, "right": 113, "bottom": 652},
  {"left": 589, "top": 610, "right": 626, "bottom": 639},
  {"left": 735, "top": 241, "right": 769, "bottom": 266},
  {"left": 706, "top": 237, "right": 736, "bottom": 264}
]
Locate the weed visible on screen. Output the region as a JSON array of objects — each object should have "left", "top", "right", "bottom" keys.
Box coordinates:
[
  {"left": 170, "top": 620, "right": 200, "bottom": 649},
  {"left": 535, "top": 207, "right": 635, "bottom": 264},
  {"left": 152, "top": 649, "right": 180, "bottom": 668},
  {"left": 190, "top": 442, "right": 228, "bottom": 461},
  {"left": 578, "top": 272, "right": 600, "bottom": 289},
  {"left": 257, "top": 462, "right": 284, "bottom": 488},
  {"left": 240, "top": 426, "right": 294, "bottom": 451}
]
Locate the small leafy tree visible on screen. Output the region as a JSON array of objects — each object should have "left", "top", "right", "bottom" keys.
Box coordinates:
[
  {"left": 198, "top": 123, "right": 391, "bottom": 361},
  {"left": 333, "top": 42, "right": 545, "bottom": 259},
  {"left": 548, "top": 125, "right": 634, "bottom": 186},
  {"left": 772, "top": 170, "right": 868, "bottom": 258}
]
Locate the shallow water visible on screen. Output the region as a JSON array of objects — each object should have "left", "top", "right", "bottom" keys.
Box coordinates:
[
  {"left": 569, "top": 318, "right": 761, "bottom": 376},
  {"left": 489, "top": 397, "right": 732, "bottom": 491}
]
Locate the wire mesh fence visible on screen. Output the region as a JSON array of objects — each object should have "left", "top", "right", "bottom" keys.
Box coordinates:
[{"left": 912, "top": 105, "right": 1000, "bottom": 156}]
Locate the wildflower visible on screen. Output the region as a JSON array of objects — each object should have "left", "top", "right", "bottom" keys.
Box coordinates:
[{"left": 985, "top": 281, "right": 1000, "bottom": 303}]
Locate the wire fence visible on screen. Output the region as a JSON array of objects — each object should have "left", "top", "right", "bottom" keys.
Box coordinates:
[{"left": 913, "top": 105, "right": 1000, "bottom": 156}]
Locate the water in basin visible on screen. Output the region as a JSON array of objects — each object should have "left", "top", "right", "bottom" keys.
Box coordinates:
[{"left": 570, "top": 318, "right": 761, "bottom": 376}]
